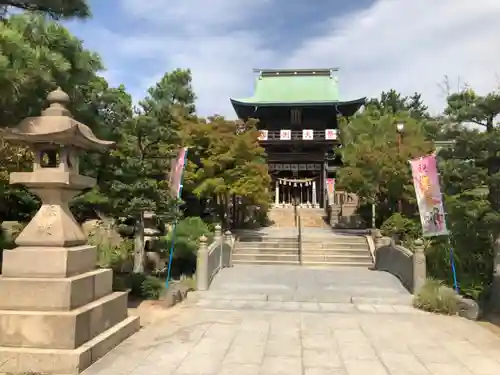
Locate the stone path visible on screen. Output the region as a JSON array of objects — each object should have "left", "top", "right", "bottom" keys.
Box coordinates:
[
  {"left": 83, "top": 302, "right": 500, "bottom": 375},
  {"left": 205, "top": 265, "right": 412, "bottom": 305}
]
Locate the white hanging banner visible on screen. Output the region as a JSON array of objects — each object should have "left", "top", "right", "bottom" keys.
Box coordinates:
[
  {"left": 280, "top": 129, "right": 291, "bottom": 140},
  {"left": 325, "top": 129, "right": 338, "bottom": 140},
  {"left": 258, "top": 130, "right": 268, "bottom": 141},
  {"left": 302, "top": 129, "right": 313, "bottom": 140}
]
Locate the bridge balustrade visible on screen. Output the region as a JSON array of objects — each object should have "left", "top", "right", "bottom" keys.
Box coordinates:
[{"left": 196, "top": 225, "right": 235, "bottom": 291}]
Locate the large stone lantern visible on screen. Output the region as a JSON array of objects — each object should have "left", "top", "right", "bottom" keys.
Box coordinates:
[{"left": 0, "top": 88, "right": 139, "bottom": 374}]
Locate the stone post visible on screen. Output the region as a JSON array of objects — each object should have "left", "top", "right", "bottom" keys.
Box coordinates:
[
  {"left": 224, "top": 230, "right": 233, "bottom": 267},
  {"left": 214, "top": 224, "right": 222, "bottom": 267},
  {"left": 489, "top": 236, "right": 500, "bottom": 312},
  {"left": 0, "top": 88, "right": 139, "bottom": 375},
  {"left": 275, "top": 180, "right": 279, "bottom": 206},
  {"left": 412, "top": 238, "right": 426, "bottom": 294},
  {"left": 196, "top": 235, "right": 209, "bottom": 291},
  {"left": 373, "top": 229, "right": 383, "bottom": 249}
]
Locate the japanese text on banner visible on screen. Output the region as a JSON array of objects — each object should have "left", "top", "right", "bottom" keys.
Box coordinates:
[{"left": 410, "top": 154, "right": 448, "bottom": 237}]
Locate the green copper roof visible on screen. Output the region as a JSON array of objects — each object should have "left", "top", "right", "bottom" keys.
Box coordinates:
[{"left": 233, "top": 71, "right": 340, "bottom": 104}]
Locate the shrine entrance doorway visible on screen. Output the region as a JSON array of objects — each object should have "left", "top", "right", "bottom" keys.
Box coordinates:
[{"left": 273, "top": 169, "right": 321, "bottom": 208}]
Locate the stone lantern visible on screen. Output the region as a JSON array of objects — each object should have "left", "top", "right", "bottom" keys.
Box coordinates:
[{"left": 0, "top": 88, "right": 139, "bottom": 374}]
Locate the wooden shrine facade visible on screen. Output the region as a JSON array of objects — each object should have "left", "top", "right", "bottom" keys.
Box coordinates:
[{"left": 230, "top": 68, "right": 365, "bottom": 208}]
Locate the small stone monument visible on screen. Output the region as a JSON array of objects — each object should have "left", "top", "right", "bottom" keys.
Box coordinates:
[{"left": 0, "top": 88, "right": 140, "bottom": 374}]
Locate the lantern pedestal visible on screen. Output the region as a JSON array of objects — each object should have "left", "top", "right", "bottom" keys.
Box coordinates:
[
  {"left": 0, "top": 244, "right": 140, "bottom": 374},
  {"left": 0, "top": 88, "right": 139, "bottom": 374}
]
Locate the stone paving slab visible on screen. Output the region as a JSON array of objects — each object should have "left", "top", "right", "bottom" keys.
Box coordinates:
[
  {"left": 82, "top": 304, "right": 500, "bottom": 375},
  {"left": 186, "top": 298, "right": 423, "bottom": 315}
]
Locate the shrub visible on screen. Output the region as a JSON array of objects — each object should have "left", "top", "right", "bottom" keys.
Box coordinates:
[
  {"left": 381, "top": 213, "right": 421, "bottom": 246},
  {"left": 88, "top": 235, "right": 133, "bottom": 272},
  {"left": 115, "top": 273, "right": 164, "bottom": 300},
  {"left": 139, "top": 275, "right": 164, "bottom": 300},
  {"left": 413, "top": 279, "right": 460, "bottom": 314},
  {"left": 158, "top": 216, "right": 213, "bottom": 278}
]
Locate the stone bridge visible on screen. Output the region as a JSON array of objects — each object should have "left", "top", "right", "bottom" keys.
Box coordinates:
[{"left": 83, "top": 226, "right": 500, "bottom": 375}]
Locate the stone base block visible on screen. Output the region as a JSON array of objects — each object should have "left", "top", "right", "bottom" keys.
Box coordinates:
[
  {"left": 0, "top": 292, "right": 128, "bottom": 349},
  {"left": 0, "top": 268, "right": 112, "bottom": 311},
  {"left": 2, "top": 245, "right": 97, "bottom": 278},
  {"left": 0, "top": 315, "right": 140, "bottom": 375}
]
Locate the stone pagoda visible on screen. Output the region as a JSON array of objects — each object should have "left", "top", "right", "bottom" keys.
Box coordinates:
[{"left": 0, "top": 88, "right": 140, "bottom": 374}]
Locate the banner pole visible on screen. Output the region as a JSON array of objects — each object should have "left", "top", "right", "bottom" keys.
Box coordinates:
[
  {"left": 435, "top": 152, "right": 459, "bottom": 292},
  {"left": 165, "top": 148, "right": 188, "bottom": 289},
  {"left": 448, "top": 236, "right": 459, "bottom": 293}
]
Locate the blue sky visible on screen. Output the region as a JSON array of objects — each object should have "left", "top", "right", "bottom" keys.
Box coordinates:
[{"left": 66, "top": 0, "right": 500, "bottom": 118}]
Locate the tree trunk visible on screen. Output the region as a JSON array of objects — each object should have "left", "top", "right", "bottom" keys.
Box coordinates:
[{"left": 133, "top": 212, "right": 145, "bottom": 273}]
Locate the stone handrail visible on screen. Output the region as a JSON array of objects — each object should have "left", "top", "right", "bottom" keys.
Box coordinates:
[
  {"left": 196, "top": 225, "right": 234, "bottom": 291},
  {"left": 370, "top": 229, "right": 426, "bottom": 294}
]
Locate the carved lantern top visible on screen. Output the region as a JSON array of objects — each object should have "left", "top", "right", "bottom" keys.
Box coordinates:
[{"left": 0, "top": 87, "right": 115, "bottom": 151}]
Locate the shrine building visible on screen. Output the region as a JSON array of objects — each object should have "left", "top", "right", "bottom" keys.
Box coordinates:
[{"left": 230, "top": 68, "right": 365, "bottom": 208}]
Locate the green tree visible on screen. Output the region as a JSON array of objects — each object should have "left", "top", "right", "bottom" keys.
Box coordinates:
[
  {"left": 337, "top": 104, "right": 432, "bottom": 226},
  {"left": 367, "top": 89, "right": 429, "bottom": 120},
  {"left": 445, "top": 88, "right": 500, "bottom": 211},
  {"left": 0, "top": 0, "right": 91, "bottom": 19},
  {"left": 103, "top": 70, "right": 196, "bottom": 273},
  {"left": 0, "top": 14, "right": 102, "bottom": 127},
  {"left": 183, "top": 116, "right": 270, "bottom": 227},
  {"left": 0, "top": 13, "right": 103, "bottom": 221},
  {"left": 427, "top": 89, "right": 500, "bottom": 299}
]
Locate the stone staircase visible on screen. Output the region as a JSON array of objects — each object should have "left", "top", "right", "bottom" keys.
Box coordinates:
[
  {"left": 232, "top": 233, "right": 299, "bottom": 265},
  {"left": 268, "top": 207, "right": 297, "bottom": 228},
  {"left": 269, "top": 207, "right": 329, "bottom": 228},
  {"left": 300, "top": 208, "right": 330, "bottom": 228},
  {"left": 301, "top": 233, "right": 373, "bottom": 267},
  {"left": 232, "top": 230, "right": 373, "bottom": 267}
]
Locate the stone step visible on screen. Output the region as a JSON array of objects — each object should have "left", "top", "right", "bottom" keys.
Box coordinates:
[
  {"left": 232, "top": 259, "right": 300, "bottom": 266},
  {"left": 301, "top": 236, "right": 367, "bottom": 242},
  {"left": 235, "top": 241, "right": 298, "bottom": 248},
  {"left": 302, "top": 242, "right": 368, "bottom": 250},
  {"left": 233, "top": 248, "right": 300, "bottom": 255},
  {"left": 237, "top": 236, "right": 366, "bottom": 243},
  {"left": 301, "top": 261, "right": 373, "bottom": 267},
  {"left": 233, "top": 253, "right": 371, "bottom": 264},
  {"left": 234, "top": 247, "right": 370, "bottom": 256},
  {"left": 237, "top": 237, "right": 297, "bottom": 243},
  {"left": 187, "top": 291, "right": 413, "bottom": 306},
  {"left": 232, "top": 253, "right": 300, "bottom": 262},
  {"left": 301, "top": 255, "right": 372, "bottom": 263}
]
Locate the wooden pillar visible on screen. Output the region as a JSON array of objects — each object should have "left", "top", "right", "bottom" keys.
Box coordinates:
[
  {"left": 275, "top": 180, "right": 279, "bottom": 206},
  {"left": 312, "top": 180, "right": 317, "bottom": 207}
]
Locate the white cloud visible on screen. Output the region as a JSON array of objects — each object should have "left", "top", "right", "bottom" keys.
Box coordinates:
[
  {"left": 287, "top": 0, "right": 500, "bottom": 114},
  {"left": 107, "top": 0, "right": 500, "bottom": 117}
]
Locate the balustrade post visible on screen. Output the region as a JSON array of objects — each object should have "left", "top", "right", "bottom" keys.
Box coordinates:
[
  {"left": 224, "top": 230, "right": 233, "bottom": 267},
  {"left": 214, "top": 224, "right": 222, "bottom": 268},
  {"left": 196, "top": 235, "right": 209, "bottom": 291},
  {"left": 373, "top": 229, "right": 383, "bottom": 249},
  {"left": 412, "top": 238, "right": 426, "bottom": 294}
]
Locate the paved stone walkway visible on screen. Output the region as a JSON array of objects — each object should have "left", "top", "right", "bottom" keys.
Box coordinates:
[
  {"left": 83, "top": 302, "right": 500, "bottom": 375},
  {"left": 206, "top": 265, "right": 412, "bottom": 305}
]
